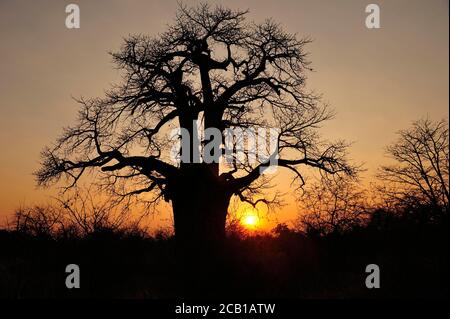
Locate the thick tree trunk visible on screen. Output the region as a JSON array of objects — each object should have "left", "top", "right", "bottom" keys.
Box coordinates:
[
  {"left": 173, "top": 198, "right": 228, "bottom": 246},
  {"left": 170, "top": 164, "right": 232, "bottom": 297},
  {"left": 171, "top": 164, "right": 231, "bottom": 254}
]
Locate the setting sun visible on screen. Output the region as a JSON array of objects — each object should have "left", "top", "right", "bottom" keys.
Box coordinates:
[{"left": 241, "top": 211, "right": 260, "bottom": 229}]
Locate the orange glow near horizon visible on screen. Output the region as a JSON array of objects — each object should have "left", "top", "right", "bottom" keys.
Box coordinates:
[{"left": 0, "top": 0, "right": 448, "bottom": 231}]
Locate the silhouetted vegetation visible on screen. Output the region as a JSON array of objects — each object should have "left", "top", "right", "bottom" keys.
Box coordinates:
[
  {"left": 1, "top": 117, "right": 448, "bottom": 299},
  {"left": 35, "top": 3, "right": 356, "bottom": 253},
  {"left": 0, "top": 200, "right": 447, "bottom": 298},
  {"left": 298, "top": 175, "right": 369, "bottom": 236},
  {"left": 0, "top": 2, "right": 447, "bottom": 300}
]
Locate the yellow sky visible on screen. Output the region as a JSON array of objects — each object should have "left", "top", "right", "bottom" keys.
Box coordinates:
[{"left": 0, "top": 0, "right": 448, "bottom": 230}]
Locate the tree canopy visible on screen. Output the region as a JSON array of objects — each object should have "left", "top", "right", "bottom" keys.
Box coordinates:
[{"left": 36, "top": 3, "right": 354, "bottom": 213}]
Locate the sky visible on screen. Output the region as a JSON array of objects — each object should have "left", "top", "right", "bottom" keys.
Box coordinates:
[{"left": 0, "top": 0, "right": 448, "bottom": 230}]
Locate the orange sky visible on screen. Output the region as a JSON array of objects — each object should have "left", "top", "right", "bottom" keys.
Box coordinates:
[{"left": 0, "top": 0, "right": 448, "bottom": 231}]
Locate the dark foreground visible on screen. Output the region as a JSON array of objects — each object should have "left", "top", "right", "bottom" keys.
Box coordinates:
[{"left": 0, "top": 213, "right": 447, "bottom": 299}]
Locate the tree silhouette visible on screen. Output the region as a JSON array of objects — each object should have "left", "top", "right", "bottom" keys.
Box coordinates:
[
  {"left": 299, "top": 176, "right": 368, "bottom": 235},
  {"left": 36, "top": 4, "right": 353, "bottom": 252},
  {"left": 10, "top": 188, "right": 139, "bottom": 239},
  {"left": 378, "top": 118, "right": 449, "bottom": 216}
]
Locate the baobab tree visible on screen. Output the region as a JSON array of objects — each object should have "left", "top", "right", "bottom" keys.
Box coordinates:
[{"left": 36, "top": 4, "right": 353, "bottom": 251}]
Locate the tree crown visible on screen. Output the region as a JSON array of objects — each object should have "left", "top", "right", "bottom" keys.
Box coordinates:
[{"left": 36, "top": 3, "right": 354, "bottom": 207}]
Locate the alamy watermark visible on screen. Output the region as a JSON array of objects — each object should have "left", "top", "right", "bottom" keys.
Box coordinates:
[
  {"left": 169, "top": 121, "right": 279, "bottom": 174},
  {"left": 65, "top": 4, "right": 80, "bottom": 29},
  {"left": 365, "top": 264, "right": 380, "bottom": 289},
  {"left": 365, "top": 4, "right": 381, "bottom": 29},
  {"left": 65, "top": 264, "right": 80, "bottom": 289},
  {"left": 65, "top": 3, "right": 381, "bottom": 30}
]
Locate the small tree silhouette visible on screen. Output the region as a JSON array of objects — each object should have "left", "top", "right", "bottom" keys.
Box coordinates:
[
  {"left": 299, "top": 176, "right": 368, "bottom": 235},
  {"left": 36, "top": 4, "right": 354, "bottom": 252},
  {"left": 12, "top": 205, "right": 63, "bottom": 238},
  {"left": 377, "top": 118, "right": 449, "bottom": 218},
  {"left": 10, "top": 189, "right": 138, "bottom": 238}
]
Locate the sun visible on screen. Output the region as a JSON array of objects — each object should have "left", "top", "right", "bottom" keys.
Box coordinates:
[{"left": 241, "top": 210, "right": 260, "bottom": 229}]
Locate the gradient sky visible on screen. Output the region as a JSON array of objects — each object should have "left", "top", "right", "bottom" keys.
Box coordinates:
[{"left": 0, "top": 0, "right": 448, "bottom": 229}]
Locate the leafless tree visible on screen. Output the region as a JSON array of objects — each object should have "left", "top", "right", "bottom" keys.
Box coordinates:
[
  {"left": 35, "top": 4, "right": 354, "bottom": 249},
  {"left": 54, "top": 187, "right": 132, "bottom": 236},
  {"left": 299, "top": 176, "right": 368, "bottom": 235},
  {"left": 9, "top": 187, "right": 141, "bottom": 238},
  {"left": 377, "top": 118, "right": 449, "bottom": 215},
  {"left": 12, "top": 205, "right": 63, "bottom": 237}
]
